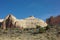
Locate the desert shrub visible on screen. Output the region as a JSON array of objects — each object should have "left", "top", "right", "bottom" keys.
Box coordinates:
[
  {"left": 13, "top": 28, "right": 19, "bottom": 30},
  {"left": 45, "top": 25, "right": 51, "bottom": 30},
  {"left": 23, "top": 28, "right": 29, "bottom": 31},
  {"left": 39, "top": 27, "right": 46, "bottom": 33},
  {"left": 36, "top": 25, "right": 46, "bottom": 33}
]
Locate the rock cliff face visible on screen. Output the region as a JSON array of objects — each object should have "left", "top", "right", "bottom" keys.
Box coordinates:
[
  {"left": 0, "top": 14, "right": 47, "bottom": 29},
  {"left": 2, "top": 14, "right": 17, "bottom": 29},
  {"left": 15, "top": 16, "right": 47, "bottom": 29},
  {"left": 46, "top": 15, "right": 60, "bottom": 25}
]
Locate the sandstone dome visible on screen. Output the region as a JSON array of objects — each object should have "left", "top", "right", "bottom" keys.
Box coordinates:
[
  {"left": 15, "top": 16, "right": 48, "bottom": 29},
  {"left": 24, "top": 16, "right": 47, "bottom": 27},
  {"left": 37, "top": 19, "right": 47, "bottom": 27}
]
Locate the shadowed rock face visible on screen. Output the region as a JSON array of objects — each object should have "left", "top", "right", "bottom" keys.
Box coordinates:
[
  {"left": 2, "top": 14, "right": 16, "bottom": 29},
  {"left": 5, "top": 15, "right": 13, "bottom": 28},
  {"left": 46, "top": 15, "right": 60, "bottom": 26}
]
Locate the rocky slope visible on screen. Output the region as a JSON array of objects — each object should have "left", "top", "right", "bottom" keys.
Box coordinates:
[{"left": 0, "top": 25, "right": 60, "bottom": 40}]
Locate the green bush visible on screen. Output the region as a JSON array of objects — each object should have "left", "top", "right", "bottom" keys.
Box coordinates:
[
  {"left": 39, "top": 27, "right": 45, "bottom": 33},
  {"left": 45, "top": 25, "right": 51, "bottom": 30},
  {"left": 36, "top": 25, "right": 46, "bottom": 33}
]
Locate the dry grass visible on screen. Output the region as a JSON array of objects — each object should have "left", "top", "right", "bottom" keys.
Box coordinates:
[{"left": 0, "top": 25, "right": 60, "bottom": 40}]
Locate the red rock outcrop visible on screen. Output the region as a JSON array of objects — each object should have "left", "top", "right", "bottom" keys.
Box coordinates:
[{"left": 46, "top": 15, "right": 60, "bottom": 25}]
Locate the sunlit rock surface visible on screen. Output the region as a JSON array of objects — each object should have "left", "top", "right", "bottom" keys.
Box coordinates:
[{"left": 0, "top": 15, "right": 47, "bottom": 29}]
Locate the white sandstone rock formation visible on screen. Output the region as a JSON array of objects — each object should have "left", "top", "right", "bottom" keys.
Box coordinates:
[
  {"left": 15, "top": 16, "right": 47, "bottom": 29},
  {"left": 4, "top": 14, "right": 17, "bottom": 25},
  {"left": 0, "top": 15, "right": 47, "bottom": 29}
]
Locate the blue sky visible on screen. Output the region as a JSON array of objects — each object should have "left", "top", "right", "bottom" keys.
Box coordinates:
[{"left": 0, "top": 0, "right": 60, "bottom": 21}]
